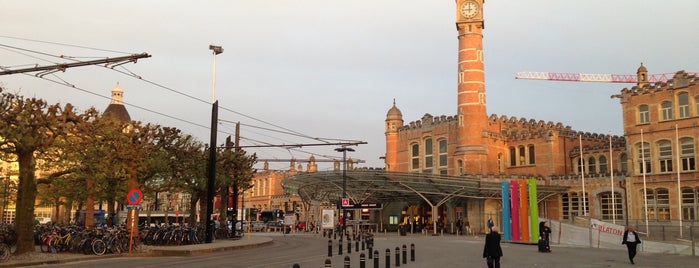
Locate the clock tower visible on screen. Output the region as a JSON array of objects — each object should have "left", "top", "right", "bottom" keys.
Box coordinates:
[{"left": 454, "top": 0, "right": 488, "bottom": 173}]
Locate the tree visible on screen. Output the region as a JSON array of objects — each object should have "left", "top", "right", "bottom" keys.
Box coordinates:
[{"left": 0, "top": 88, "right": 87, "bottom": 254}]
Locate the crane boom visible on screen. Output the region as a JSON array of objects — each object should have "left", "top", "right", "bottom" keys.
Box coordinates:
[{"left": 515, "top": 71, "right": 698, "bottom": 83}]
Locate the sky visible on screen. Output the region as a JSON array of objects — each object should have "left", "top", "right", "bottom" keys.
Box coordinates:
[{"left": 1, "top": 0, "right": 698, "bottom": 171}]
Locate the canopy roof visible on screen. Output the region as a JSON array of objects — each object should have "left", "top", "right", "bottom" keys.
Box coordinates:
[{"left": 282, "top": 170, "right": 568, "bottom": 206}]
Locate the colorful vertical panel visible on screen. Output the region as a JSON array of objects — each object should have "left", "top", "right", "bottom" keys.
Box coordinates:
[
  {"left": 529, "top": 178, "right": 539, "bottom": 243},
  {"left": 519, "top": 179, "right": 530, "bottom": 242},
  {"left": 510, "top": 180, "right": 520, "bottom": 241},
  {"left": 501, "top": 181, "right": 511, "bottom": 240}
]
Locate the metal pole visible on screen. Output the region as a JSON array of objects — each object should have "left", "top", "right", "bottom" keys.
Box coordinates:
[{"left": 205, "top": 101, "right": 218, "bottom": 243}]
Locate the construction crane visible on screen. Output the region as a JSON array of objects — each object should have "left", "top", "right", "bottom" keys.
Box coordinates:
[{"left": 515, "top": 71, "right": 698, "bottom": 83}]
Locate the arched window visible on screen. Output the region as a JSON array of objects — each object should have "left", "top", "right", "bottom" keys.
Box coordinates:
[
  {"left": 658, "top": 140, "right": 673, "bottom": 173},
  {"left": 411, "top": 143, "right": 420, "bottom": 170},
  {"left": 599, "top": 191, "right": 623, "bottom": 221},
  {"left": 661, "top": 101, "right": 673, "bottom": 121},
  {"left": 509, "top": 147, "right": 517, "bottom": 166},
  {"left": 528, "top": 144, "right": 536, "bottom": 165},
  {"left": 681, "top": 187, "right": 697, "bottom": 221},
  {"left": 457, "top": 159, "right": 464, "bottom": 175},
  {"left": 638, "top": 105, "right": 650, "bottom": 124},
  {"left": 678, "top": 92, "right": 690, "bottom": 118},
  {"left": 680, "top": 137, "right": 696, "bottom": 171},
  {"left": 637, "top": 142, "right": 651, "bottom": 174},
  {"left": 424, "top": 138, "right": 433, "bottom": 169},
  {"left": 577, "top": 157, "right": 586, "bottom": 174},
  {"left": 599, "top": 155, "right": 608, "bottom": 174},
  {"left": 519, "top": 146, "right": 526, "bottom": 165},
  {"left": 562, "top": 193, "right": 570, "bottom": 220},
  {"left": 588, "top": 156, "right": 597, "bottom": 174}
]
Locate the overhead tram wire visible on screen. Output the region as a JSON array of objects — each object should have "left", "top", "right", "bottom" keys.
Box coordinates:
[
  {"left": 0, "top": 35, "right": 133, "bottom": 55},
  {"left": 1, "top": 40, "right": 358, "bottom": 154}
]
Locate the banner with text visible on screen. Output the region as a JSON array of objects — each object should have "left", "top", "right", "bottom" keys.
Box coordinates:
[{"left": 590, "top": 218, "right": 625, "bottom": 236}]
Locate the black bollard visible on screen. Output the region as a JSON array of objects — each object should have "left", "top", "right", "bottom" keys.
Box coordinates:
[
  {"left": 410, "top": 243, "right": 415, "bottom": 262},
  {"left": 362, "top": 240, "right": 365, "bottom": 251},
  {"left": 395, "top": 247, "right": 400, "bottom": 267},
  {"left": 360, "top": 253, "right": 366, "bottom": 268},
  {"left": 325, "top": 259, "right": 332, "bottom": 268},
  {"left": 339, "top": 239, "right": 343, "bottom": 255},
  {"left": 402, "top": 244, "right": 407, "bottom": 264},
  {"left": 328, "top": 240, "right": 333, "bottom": 257},
  {"left": 368, "top": 245, "right": 373, "bottom": 259},
  {"left": 348, "top": 239, "right": 352, "bottom": 254},
  {"left": 385, "top": 249, "right": 391, "bottom": 268},
  {"left": 334, "top": 231, "right": 337, "bottom": 240},
  {"left": 373, "top": 250, "right": 379, "bottom": 268},
  {"left": 344, "top": 256, "right": 351, "bottom": 268},
  {"left": 356, "top": 240, "right": 359, "bottom": 252},
  {"left": 293, "top": 264, "right": 300, "bottom": 268}
]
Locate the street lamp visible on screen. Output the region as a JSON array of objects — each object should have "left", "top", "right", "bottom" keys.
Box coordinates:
[
  {"left": 205, "top": 44, "right": 223, "bottom": 243},
  {"left": 335, "top": 146, "right": 355, "bottom": 237}
]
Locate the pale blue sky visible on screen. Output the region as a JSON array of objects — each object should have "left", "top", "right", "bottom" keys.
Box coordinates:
[{"left": 1, "top": 0, "right": 698, "bottom": 170}]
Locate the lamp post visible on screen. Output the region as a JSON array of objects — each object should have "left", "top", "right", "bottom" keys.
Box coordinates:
[
  {"left": 205, "top": 44, "right": 223, "bottom": 243},
  {"left": 335, "top": 147, "right": 355, "bottom": 237}
]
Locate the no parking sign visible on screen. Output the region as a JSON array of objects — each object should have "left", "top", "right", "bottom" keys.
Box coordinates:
[{"left": 126, "top": 188, "right": 143, "bottom": 206}]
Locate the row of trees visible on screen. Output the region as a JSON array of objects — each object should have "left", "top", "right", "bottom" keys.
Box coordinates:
[{"left": 0, "top": 88, "right": 256, "bottom": 254}]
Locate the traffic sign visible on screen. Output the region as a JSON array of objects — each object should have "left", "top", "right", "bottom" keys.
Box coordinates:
[
  {"left": 126, "top": 188, "right": 143, "bottom": 205},
  {"left": 341, "top": 198, "right": 350, "bottom": 207}
]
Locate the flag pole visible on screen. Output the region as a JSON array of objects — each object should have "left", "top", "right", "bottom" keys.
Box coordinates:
[
  {"left": 610, "top": 133, "right": 616, "bottom": 224},
  {"left": 580, "top": 134, "right": 587, "bottom": 216},
  {"left": 641, "top": 129, "right": 649, "bottom": 236},
  {"left": 675, "top": 124, "right": 682, "bottom": 238}
]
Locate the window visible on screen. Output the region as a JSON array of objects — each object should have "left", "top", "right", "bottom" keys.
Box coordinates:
[
  {"left": 599, "top": 155, "right": 608, "bottom": 174},
  {"left": 620, "top": 153, "right": 628, "bottom": 175},
  {"left": 424, "top": 138, "right": 433, "bottom": 169},
  {"left": 562, "top": 193, "right": 570, "bottom": 220},
  {"left": 577, "top": 157, "right": 585, "bottom": 174},
  {"left": 638, "top": 105, "right": 650, "bottom": 124},
  {"left": 658, "top": 140, "right": 673, "bottom": 173},
  {"left": 509, "top": 147, "right": 517, "bottom": 166},
  {"left": 389, "top": 215, "right": 399, "bottom": 225},
  {"left": 519, "top": 146, "right": 526, "bottom": 165},
  {"left": 681, "top": 187, "right": 697, "bottom": 221},
  {"left": 637, "top": 142, "right": 651, "bottom": 174},
  {"left": 528, "top": 145, "right": 536, "bottom": 165},
  {"left": 438, "top": 139, "right": 448, "bottom": 167},
  {"left": 411, "top": 143, "right": 420, "bottom": 170},
  {"left": 680, "top": 137, "right": 696, "bottom": 171},
  {"left": 599, "top": 191, "right": 623, "bottom": 221},
  {"left": 457, "top": 160, "right": 464, "bottom": 175},
  {"left": 661, "top": 101, "right": 673, "bottom": 121},
  {"left": 678, "top": 92, "right": 690, "bottom": 118},
  {"left": 643, "top": 188, "right": 671, "bottom": 220},
  {"left": 588, "top": 156, "right": 597, "bottom": 174}
]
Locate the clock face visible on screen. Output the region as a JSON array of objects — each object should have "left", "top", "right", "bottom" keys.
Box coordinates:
[{"left": 461, "top": 1, "right": 479, "bottom": 19}]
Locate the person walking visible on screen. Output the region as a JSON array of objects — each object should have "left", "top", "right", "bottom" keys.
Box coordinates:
[
  {"left": 622, "top": 225, "right": 641, "bottom": 264},
  {"left": 538, "top": 221, "right": 552, "bottom": 252},
  {"left": 483, "top": 226, "right": 503, "bottom": 268}
]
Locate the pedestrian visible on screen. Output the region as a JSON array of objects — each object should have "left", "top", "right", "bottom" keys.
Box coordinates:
[
  {"left": 538, "top": 221, "right": 552, "bottom": 252},
  {"left": 483, "top": 226, "right": 503, "bottom": 268},
  {"left": 487, "top": 217, "right": 494, "bottom": 231},
  {"left": 622, "top": 225, "right": 641, "bottom": 264},
  {"left": 456, "top": 217, "right": 463, "bottom": 235}
]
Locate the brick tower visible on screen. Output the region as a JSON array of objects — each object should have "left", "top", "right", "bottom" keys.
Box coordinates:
[{"left": 454, "top": 0, "right": 488, "bottom": 174}]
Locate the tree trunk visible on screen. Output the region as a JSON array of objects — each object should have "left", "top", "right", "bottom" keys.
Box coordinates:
[
  {"left": 218, "top": 186, "right": 228, "bottom": 225},
  {"left": 52, "top": 196, "right": 61, "bottom": 223},
  {"left": 63, "top": 199, "right": 73, "bottom": 224},
  {"left": 86, "top": 178, "right": 95, "bottom": 229},
  {"left": 15, "top": 151, "right": 38, "bottom": 255},
  {"left": 188, "top": 192, "right": 199, "bottom": 227},
  {"left": 198, "top": 194, "right": 207, "bottom": 227}
]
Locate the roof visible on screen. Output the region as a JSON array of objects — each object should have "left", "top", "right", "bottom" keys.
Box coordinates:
[{"left": 282, "top": 170, "right": 568, "bottom": 206}]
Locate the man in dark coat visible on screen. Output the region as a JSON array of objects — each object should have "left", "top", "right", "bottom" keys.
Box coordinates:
[
  {"left": 539, "top": 221, "right": 552, "bottom": 252},
  {"left": 483, "top": 226, "right": 503, "bottom": 268},
  {"left": 622, "top": 225, "right": 642, "bottom": 264}
]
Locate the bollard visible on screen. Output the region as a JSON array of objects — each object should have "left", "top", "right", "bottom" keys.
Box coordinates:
[
  {"left": 356, "top": 240, "right": 359, "bottom": 252},
  {"left": 402, "top": 244, "right": 407, "bottom": 264},
  {"left": 395, "top": 247, "right": 400, "bottom": 267},
  {"left": 410, "top": 243, "right": 415, "bottom": 262},
  {"left": 344, "top": 256, "right": 351, "bottom": 268},
  {"left": 360, "top": 253, "right": 366, "bottom": 268},
  {"left": 362, "top": 240, "right": 365, "bottom": 251},
  {"left": 328, "top": 240, "right": 333, "bottom": 257},
  {"left": 373, "top": 250, "right": 379, "bottom": 268},
  {"left": 348, "top": 239, "right": 352, "bottom": 254},
  {"left": 385, "top": 249, "right": 391, "bottom": 268},
  {"left": 325, "top": 258, "right": 332, "bottom": 268},
  {"left": 339, "top": 239, "right": 343, "bottom": 255},
  {"left": 293, "top": 264, "right": 300, "bottom": 268},
  {"left": 368, "top": 244, "right": 373, "bottom": 259}
]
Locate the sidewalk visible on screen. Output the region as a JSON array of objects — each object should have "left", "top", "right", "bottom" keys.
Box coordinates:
[{"left": 0, "top": 236, "right": 273, "bottom": 267}]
